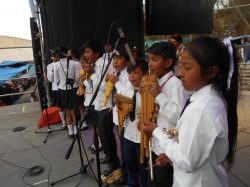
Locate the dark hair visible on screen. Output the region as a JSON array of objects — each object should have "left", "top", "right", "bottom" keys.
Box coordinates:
[
  {"left": 127, "top": 58, "right": 148, "bottom": 74},
  {"left": 131, "top": 46, "right": 141, "bottom": 59},
  {"left": 68, "top": 48, "right": 80, "bottom": 59},
  {"left": 146, "top": 42, "right": 177, "bottom": 70},
  {"left": 114, "top": 45, "right": 130, "bottom": 61},
  {"left": 83, "top": 39, "right": 103, "bottom": 57},
  {"left": 170, "top": 33, "right": 183, "bottom": 43},
  {"left": 185, "top": 37, "right": 238, "bottom": 169},
  {"left": 55, "top": 44, "right": 68, "bottom": 58}
]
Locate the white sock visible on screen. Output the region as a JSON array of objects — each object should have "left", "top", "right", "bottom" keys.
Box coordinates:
[
  {"left": 67, "top": 124, "right": 73, "bottom": 135},
  {"left": 73, "top": 125, "right": 77, "bottom": 134},
  {"left": 98, "top": 137, "right": 102, "bottom": 147},
  {"left": 59, "top": 111, "right": 66, "bottom": 124}
]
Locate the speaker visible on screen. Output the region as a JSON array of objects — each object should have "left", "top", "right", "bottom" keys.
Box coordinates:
[
  {"left": 30, "top": 17, "right": 48, "bottom": 110},
  {"left": 146, "top": 0, "right": 213, "bottom": 35},
  {"left": 40, "top": 0, "right": 144, "bottom": 62}
]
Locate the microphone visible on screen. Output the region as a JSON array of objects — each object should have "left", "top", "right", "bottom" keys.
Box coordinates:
[{"left": 115, "top": 22, "right": 136, "bottom": 65}]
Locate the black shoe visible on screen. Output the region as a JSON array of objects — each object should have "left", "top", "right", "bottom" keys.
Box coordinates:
[
  {"left": 100, "top": 156, "right": 109, "bottom": 164},
  {"left": 80, "top": 126, "right": 89, "bottom": 131},
  {"left": 91, "top": 146, "right": 103, "bottom": 154},
  {"left": 88, "top": 145, "right": 95, "bottom": 150},
  {"left": 102, "top": 163, "right": 120, "bottom": 176},
  {"left": 68, "top": 134, "right": 74, "bottom": 139},
  {"left": 62, "top": 124, "right": 67, "bottom": 130},
  {"left": 112, "top": 174, "right": 128, "bottom": 186}
]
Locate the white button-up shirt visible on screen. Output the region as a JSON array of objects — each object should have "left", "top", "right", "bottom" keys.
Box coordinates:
[
  {"left": 119, "top": 84, "right": 141, "bottom": 143},
  {"left": 113, "top": 67, "right": 129, "bottom": 125},
  {"left": 151, "top": 71, "right": 189, "bottom": 155},
  {"left": 83, "top": 79, "right": 94, "bottom": 107},
  {"left": 90, "top": 57, "right": 113, "bottom": 111},
  {"left": 47, "top": 62, "right": 58, "bottom": 91},
  {"left": 153, "top": 84, "right": 229, "bottom": 187},
  {"left": 54, "top": 58, "right": 81, "bottom": 90}
]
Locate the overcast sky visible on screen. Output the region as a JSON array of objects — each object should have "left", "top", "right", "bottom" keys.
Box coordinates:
[{"left": 0, "top": 0, "right": 33, "bottom": 40}]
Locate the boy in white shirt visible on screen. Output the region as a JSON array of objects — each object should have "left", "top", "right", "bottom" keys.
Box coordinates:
[
  {"left": 83, "top": 39, "right": 120, "bottom": 176},
  {"left": 115, "top": 58, "right": 149, "bottom": 187},
  {"left": 140, "top": 42, "right": 189, "bottom": 187},
  {"left": 105, "top": 46, "right": 130, "bottom": 184}
]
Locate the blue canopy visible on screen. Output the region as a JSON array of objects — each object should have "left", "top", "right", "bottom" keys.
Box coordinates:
[
  {"left": 0, "top": 62, "right": 34, "bottom": 85},
  {"left": 19, "top": 65, "right": 36, "bottom": 78},
  {"left": 0, "top": 60, "right": 32, "bottom": 67}
]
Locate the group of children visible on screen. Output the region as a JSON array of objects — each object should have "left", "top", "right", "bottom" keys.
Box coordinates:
[{"left": 47, "top": 36, "right": 238, "bottom": 187}]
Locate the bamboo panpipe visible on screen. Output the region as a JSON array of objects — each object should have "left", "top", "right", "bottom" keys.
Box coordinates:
[
  {"left": 115, "top": 94, "right": 133, "bottom": 135},
  {"left": 104, "top": 80, "right": 114, "bottom": 106},
  {"left": 139, "top": 74, "right": 159, "bottom": 164},
  {"left": 78, "top": 70, "right": 90, "bottom": 96}
]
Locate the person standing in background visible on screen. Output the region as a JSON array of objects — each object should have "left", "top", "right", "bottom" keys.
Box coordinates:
[
  {"left": 170, "top": 33, "right": 185, "bottom": 77},
  {"left": 47, "top": 51, "right": 67, "bottom": 130},
  {"left": 54, "top": 45, "right": 80, "bottom": 139},
  {"left": 103, "top": 43, "right": 114, "bottom": 65}
]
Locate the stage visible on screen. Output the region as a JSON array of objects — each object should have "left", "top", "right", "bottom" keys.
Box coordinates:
[{"left": 0, "top": 91, "right": 249, "bottom": 186}]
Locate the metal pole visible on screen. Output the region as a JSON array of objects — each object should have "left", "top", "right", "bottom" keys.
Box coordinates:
[
  {"left": 230, "top": 0, "right": 250, "bottom": 29},
  {"left": 34, "top": 0, "right": 51, "bottom": 107},
  {"left": 222, "top": 7, "right": 250, "bottom": 39}
]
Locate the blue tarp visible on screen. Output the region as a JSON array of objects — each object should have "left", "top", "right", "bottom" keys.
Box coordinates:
[
  {"left": 19, "top": 65, "right": 36, "bottom": 78},
  {"left": 0, "top": 60, "right": 32, "bottom": 67},
  {"left": 0, "top": 62, "right": 34, "bottom": 85}
]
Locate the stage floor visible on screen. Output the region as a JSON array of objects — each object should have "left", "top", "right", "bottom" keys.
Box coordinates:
[{"left": 0, "top": 91, "right": 250, "bottom": 187}]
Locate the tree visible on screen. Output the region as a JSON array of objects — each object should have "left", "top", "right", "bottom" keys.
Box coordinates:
[{"left": 214, "top": 0, "right": 250, "bottom": 38}]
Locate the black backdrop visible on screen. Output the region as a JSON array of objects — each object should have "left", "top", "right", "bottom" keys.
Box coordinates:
[
  {"left": 145, "top": 0, "right": 214, "bottom": 35},
  {"left": 40, "top": 0, "right": 144, "bottom": 62}
]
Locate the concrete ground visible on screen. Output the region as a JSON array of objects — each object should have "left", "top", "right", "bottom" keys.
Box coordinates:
[{"left": 0, "top": 90, "right": 249, "bottom": 187}]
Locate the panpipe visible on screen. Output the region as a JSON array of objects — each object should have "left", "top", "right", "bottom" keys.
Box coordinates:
[
  {"left": 115, "top": 94, "right": 133, "bottom": 135},
  {"left": 78, "top": 70, "right": 89, "bottom": 96},
  {"left": 104, "top": 80, "right": 114, "bottom": 106},
  {"left": 139, "top": 73, "right": 159, "bottom": 180}
]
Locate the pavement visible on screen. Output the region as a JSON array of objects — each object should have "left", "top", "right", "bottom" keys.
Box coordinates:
[{"left": 0, "top": 90, "right": 249, "bottom": 187}]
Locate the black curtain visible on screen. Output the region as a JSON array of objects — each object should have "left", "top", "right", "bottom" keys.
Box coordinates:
[
  {"left": 146, "top": 0, "right": 214, "bottom": 35},
  {"left": 40, "top": 0, "right": 144, "bottom": 62}
]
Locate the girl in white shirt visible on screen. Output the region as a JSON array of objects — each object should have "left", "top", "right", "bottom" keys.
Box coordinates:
[{"left": 141, "top": 37, "right": 238, "bottom": 187}]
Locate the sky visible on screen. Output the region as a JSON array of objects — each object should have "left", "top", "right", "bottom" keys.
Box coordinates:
[{"left": 0, "top": 0, "right": 33, "bottom": 40}]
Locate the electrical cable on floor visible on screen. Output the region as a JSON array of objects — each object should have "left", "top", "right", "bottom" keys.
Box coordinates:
[
  {"left": 0, "top": 157, "right": 29, "bottom": 170},
  {"left": 19, "top": 130, "right": 52, "bottom": 187},
  {"left": 12, "top": 126, "right": 26, "bottom": 132},
  {"left": 21, "top": 166, "right": 45, "bottom": 187},
  {"left": 26, "top": 166, "right": 44, "bottom": 176},
  {"left": 0, "top": 158, "right": 44, "bottom": 186}
]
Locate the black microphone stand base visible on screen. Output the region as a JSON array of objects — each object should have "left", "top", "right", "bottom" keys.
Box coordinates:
[
  {"left": 50, "top": 159, "right": 95, "bottom": 186},
  {"left": 35, "top": 127, "right": 66, "bottom": 143}
]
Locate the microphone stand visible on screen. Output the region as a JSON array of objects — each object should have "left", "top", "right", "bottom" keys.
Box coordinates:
[{"left": 50, "top": 38, "right": 121, "bottom": 187}]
